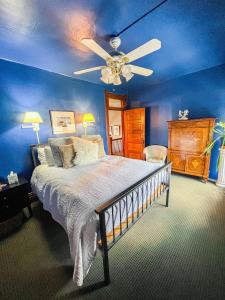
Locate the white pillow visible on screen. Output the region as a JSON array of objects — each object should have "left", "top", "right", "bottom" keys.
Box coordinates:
[
  {"left": 73, "top": 139, "right": 98, "bottom": 166},
  {"left": 44, "top": 146, "right": 55, "bottom": 167},
  {"left": 37, "top": 147, "right": 47, "bottom": 165},
  {"left": 81, "top": 135, "right": 106, "bottom": 158}
]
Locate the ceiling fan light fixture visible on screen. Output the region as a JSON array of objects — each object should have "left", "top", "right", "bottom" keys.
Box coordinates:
[
  {"left": 100, "top": 76, "right": 109, "bottom": 84},
  {"left": 113, "top": 75, "right": 121, "bottom": 85},
  {"left": 101, "top": 67, "right": 114, "bottom": 84},
  {"left": 121, "top": 64, "right": 133, "bottom": 82},
  {"left": 73, "top": 37, "right": 160, "bottom": 85},
  {"left": 124, "top": 72, "right": 134, "bottom": 82},
  {"left": 101, "top": 67, "right": 112, "bottom": 77},
  {"left": 121, "top": 64, "right": 131, "bottom": 75}
]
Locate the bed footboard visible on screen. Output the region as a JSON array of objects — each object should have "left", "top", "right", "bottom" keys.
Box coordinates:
[{"left": 95, "top": 162, "right": 172, "bottom": 285}]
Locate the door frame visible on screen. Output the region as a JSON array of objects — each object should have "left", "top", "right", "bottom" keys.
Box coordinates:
[{"left": 105, "top": 91, "right": 127, "bottom": 155}]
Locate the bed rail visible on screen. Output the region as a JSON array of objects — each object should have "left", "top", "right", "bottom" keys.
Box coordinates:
[{"left": 95, "top": 162, "right": 172, "bottom": 285}]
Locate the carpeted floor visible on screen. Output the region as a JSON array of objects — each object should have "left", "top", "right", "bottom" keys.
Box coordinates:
[{"left": 0, "top": 174, "right": 225, "bottom": 300}]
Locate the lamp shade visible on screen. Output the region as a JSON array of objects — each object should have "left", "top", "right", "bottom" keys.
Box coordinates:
[
  {"left": 23, "top": 112, "right": 43, "bottom": 123},
  {"left": 83, "top": 113, "right": 95, "bottom": 123}
]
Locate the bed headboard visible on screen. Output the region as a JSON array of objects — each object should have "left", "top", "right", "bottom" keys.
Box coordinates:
[{"left": 30, "top": 144, "right": 48, "bottom": 168}]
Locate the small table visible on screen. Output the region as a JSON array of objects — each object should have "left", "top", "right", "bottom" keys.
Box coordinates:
[{"left": 0, "top": 177, "right": 32, "bottom": 223}]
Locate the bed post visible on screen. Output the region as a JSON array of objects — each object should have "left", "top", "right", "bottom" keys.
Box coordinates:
[
  {"left": 99, "top": 211, "right": 110, "bottom": 285},
  {"left": 166, "top": 164, "right": 172, "bottom": 207}
]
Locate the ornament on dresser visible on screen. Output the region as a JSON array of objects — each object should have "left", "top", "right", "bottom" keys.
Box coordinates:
[{"left": 178, "top": 109, "right": 189, "bottom": 120}]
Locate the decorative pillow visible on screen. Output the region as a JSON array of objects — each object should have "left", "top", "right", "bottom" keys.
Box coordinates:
[
  {"left": 73, "top": 139, "right": 99, "bottom": 166},
  {"left": 48, "top": 137, "right": 74, "bottom": 167},
  {"left": 37, "top": 147, "right": 47, "bottom": 165},
  {"left": 44, "top": 146, "right": 55, "bottom": 167},
  {"left": 81, "top": 135, "right": 106, "bottom": 158},
  {"left": 58, "top": 144, "right": 75, "bottom": 169}
]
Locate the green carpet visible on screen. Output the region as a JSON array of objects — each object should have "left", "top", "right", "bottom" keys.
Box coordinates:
[{"left": 0, "top": 174, "right": 225, "bottom": 300}]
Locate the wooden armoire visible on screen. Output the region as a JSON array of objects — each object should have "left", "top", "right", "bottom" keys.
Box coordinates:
[{"left": 167, "top": 118, "right": 215, "bottom": 181}]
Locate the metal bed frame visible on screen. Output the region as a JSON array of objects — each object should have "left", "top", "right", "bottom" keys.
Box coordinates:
[{"left": 31, "top": 144, "right": 171, "bottom": 285}]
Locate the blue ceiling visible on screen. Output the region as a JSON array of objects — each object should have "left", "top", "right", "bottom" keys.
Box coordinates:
[{"left": 0, "top": 0, "right": 225, "bottom": 87}]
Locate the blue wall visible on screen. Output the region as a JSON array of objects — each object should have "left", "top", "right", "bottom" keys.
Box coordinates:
[
  {"left": 0, "top": 59, "right": 127, "bottom": 180},
  {"left": 1, "top": 57, "right": 224, "bottom": 182},
  {"left": 128, "top": 64, "right": 225, "bottom": 180}
]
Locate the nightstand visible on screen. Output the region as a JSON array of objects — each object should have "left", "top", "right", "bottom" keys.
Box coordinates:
[{"left": 0, "top": 177, "right": 32, "bottom": 223}]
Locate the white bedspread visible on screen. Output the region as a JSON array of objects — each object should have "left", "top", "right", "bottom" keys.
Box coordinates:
[{"left": 31, "top": 155, "right": 162, "bottom": 286}]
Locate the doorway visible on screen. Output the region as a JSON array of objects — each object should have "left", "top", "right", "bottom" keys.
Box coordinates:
[{"left": 105, "top": 91, "right": 127, "bottom": 156}]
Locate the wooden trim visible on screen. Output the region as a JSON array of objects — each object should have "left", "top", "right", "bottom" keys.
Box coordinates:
[
  {"left": 105, "top": 91, "right": 127, "bottom": 155},
  {"left": 105, "top": 91, "right": 127, "bottom": 110}
]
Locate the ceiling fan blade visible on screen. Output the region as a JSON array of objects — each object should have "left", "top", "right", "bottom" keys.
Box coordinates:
[
  {"left": 81, "top": 39, "right": 112, "bottom": 61},
  {"left": 129, "top": 65, "right": 153, "bottom": 76},
  {"left": 73, "top": 66, "right": 104, "bottom": 75},
  {"left": 125, "top": 39, "right": 161, "bottom": 63}
]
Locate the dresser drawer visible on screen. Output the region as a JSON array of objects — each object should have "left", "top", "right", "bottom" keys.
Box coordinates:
[
  {"left": 0, "top": 177, "right": 31, "bottom": 223},
  {"left": 1, "top": 188, "right": 27, "bottom": 208},
  {"left": 0, "top": 195, "right": 19, "bottom": 222},
  {"left": 0, "top": 185, "right": 29, "bottom": 222},
  {"left": 185, "top": 155, "right": 205, "bottom": 175},
  {"left": 169, "top": 152, "right": 186, "bottom": 171}
]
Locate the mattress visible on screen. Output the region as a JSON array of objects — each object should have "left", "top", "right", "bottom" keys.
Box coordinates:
[{"left": 31, "top": 155, "right": 164, "bottom": 285}]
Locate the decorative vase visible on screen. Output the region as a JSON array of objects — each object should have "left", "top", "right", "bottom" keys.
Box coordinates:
[{"left": 216, "top": 147, "right": 225, "bottom": 188}]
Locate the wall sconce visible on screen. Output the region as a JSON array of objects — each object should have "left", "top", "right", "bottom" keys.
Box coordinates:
[
  {"left": 21, "top": 112, "right": 43, "bottom": 144},
  {"left": 83, "top": 113, "right": 95, "bottom": 135}
]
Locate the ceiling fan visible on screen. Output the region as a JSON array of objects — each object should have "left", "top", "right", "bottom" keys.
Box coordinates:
[{"left": 73, "top": 36, "right": 161, "bottom": 85}]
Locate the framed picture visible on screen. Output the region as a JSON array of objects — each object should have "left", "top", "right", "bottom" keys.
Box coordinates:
[
  {"left": 49, "top": 110, "right": 76, "bottom": 135},
  {"left": 112, "top": 125, "right": 120, "bottom": 137},
  {"left": 109, "top": 126, "right": 113, "bottom": 137}
]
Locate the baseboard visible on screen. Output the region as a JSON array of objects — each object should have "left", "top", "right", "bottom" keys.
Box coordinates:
[{"left": 208, "top": 178, "right": 216, "bottom": 183}]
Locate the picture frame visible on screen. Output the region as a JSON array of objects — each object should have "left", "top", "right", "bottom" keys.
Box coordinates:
[
  {"left": 49, "top": 110, "right": 76, "bottom": 135},
  {"left": 112, "top": 125, "right": 120, "bottom": 137},
  {"left": 109, "top": 126, "right": 113, "bottom": 137}
]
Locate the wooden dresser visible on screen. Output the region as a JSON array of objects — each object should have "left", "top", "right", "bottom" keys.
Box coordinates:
[{"left": 167, "top": 118, "right": 215, "bottom": 181}]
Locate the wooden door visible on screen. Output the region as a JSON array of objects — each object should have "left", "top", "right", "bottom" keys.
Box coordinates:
[{"left": 124, "top": 108, "right": 145, "bottom": 159}]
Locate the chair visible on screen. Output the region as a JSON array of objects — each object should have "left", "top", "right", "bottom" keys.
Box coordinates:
[{"left": 143, "top": 145, "right": 167, "bottom": 163}]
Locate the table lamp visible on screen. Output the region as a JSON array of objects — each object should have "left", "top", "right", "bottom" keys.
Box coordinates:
[
  {"left": 83, "top": 113, "right": 95, "bottom": 135},
  {"left": 22, "top": 112, "right": 43, "bottom": 144}
]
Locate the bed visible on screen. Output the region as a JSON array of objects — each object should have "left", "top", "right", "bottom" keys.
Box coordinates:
[{"left": 30, "top": 144, "right": 171, "bottom": 286}]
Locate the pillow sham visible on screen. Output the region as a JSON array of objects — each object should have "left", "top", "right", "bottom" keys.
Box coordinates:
[
  {"left": 73, "top": 138, "right": 98, "bottom": 166},
  {"left": 48, "top": 137, "right": 74, "bottom": 167},
  {"left": 44, "top": 146, "right": 55, "bottom": 167},
  {"left": 58, "top": 144, "right": 75, "bottom": 169},
  {"left": 81, "top": 135, "right": 106, "bottom": 158},
  {"left": 37, "top": 147, "right": 47, "bottom": 165}
]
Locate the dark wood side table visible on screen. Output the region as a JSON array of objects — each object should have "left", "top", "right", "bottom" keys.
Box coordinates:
[{"left": 0, "top": 177, "right": 32, "bottom": 223}]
